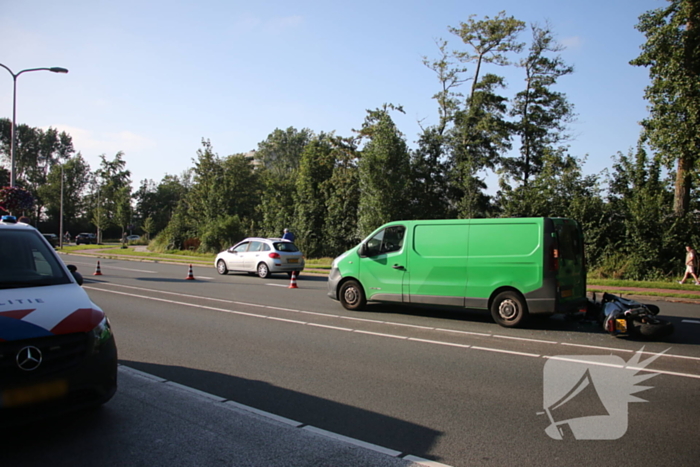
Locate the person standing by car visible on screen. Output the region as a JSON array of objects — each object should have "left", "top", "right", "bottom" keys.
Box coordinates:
[
  {"left": 282, "top": 228, "right": 295, "bottom": 242},
  {"left": 65, "top": 231, "right": 71, "bottom": 245},
  {"left": 679, "top": 245, "right": 700, "bottom": 285}
]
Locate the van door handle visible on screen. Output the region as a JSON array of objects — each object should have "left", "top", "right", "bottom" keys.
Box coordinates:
[{"left": 392, "top": 264, "right": 405, "bottom": 270}]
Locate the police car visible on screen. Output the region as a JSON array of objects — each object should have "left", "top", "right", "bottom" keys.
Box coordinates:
[{"left": 0, "top": 215, "right": 117, "bottom": 426}]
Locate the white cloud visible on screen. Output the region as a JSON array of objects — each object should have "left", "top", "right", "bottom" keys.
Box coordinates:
[{"left": 48, "top": 124, "right": 155, "bottom": 156}]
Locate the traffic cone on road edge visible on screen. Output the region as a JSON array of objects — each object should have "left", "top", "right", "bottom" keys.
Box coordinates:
[
  {"left": 93, "top": 261, "right": 102, "bottom": 276},
  {"left": 288, "top": 271, "right": 298, "bottom": 289},
  {"left": 185, "top": 264, "right": 195, "bottom": 280}
]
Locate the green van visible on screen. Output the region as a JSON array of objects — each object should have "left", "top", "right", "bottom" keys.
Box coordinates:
[{"left": 327, "top": 217, "right": 587, "bottom": 327}]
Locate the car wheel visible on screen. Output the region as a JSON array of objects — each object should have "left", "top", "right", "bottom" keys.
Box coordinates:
[
  {"left": 257, "top": 262, "right": 270, "bottom": 278},
  {"left": 216, "top": 260, "right": 228, "bottom": 275},
  {"left": 339, "top": 280, "right": 366, "bottom": 311},
  {"left": 490, "top": 291, "right": 528, "bottom": 328}
]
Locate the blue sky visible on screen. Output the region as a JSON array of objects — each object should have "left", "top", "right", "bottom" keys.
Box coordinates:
[{"left": 1, "top": 0, "right": 663, "bottom": 191}]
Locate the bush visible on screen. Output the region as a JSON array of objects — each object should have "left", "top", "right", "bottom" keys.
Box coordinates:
[{"left": 198, "top": 215, "right": 245, "bottom": 254}]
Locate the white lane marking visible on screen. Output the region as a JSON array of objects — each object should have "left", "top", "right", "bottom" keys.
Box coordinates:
[
  {"left": 682, "top": 319, "right": 700, "bottom": 324},
  {"left": 353, "top": 330, "right": 408, "bottom": 339},
  {"left": 492, "top": 334, "right": 559, "bottom": 344},
  {"left": 408, "top": 338, "right": 471, "bottom": 349},
  {"left": 471, "top": 346, "right": 541, "bottom": 358},
  {"left": 86, "top": 282, "right": 700, "bottom": 368},
  {"left": 560, "top": 342, "right": 634, "bottom": 353},
  {"left": 267, "top": 284, "right": 289, "bottom": 287},
  {"left": 436, "top": 328, "right": 491, "bottom": 337}
]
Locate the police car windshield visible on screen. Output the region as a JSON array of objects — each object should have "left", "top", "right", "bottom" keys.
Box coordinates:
[{"left": 0, "top": 229, "right": 72, "bottom": 289}]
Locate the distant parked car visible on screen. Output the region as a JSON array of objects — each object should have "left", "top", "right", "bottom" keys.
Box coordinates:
[
  {"left": 215, "top": 237, "right": 305, "bottom": 278},
  {"left": 126, "top": 234, "right": 140, "bottom": 241},
  {"left": 75, "top": 232, "right": 97, "bottom": 245},
  {"left": 42, "top": 233, "right": 59, "bottom": 247}
]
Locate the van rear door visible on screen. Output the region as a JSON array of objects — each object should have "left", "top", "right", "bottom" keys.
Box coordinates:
[{"left": 551, "top": 218, "right": 586, "bottom": 310}]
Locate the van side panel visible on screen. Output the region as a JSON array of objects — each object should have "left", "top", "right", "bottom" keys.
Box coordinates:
[
  {"left": 408, "top": 223, "right": 468, "bottom": 307},
  {"left": 465, "top": 220, "right": 543, "bottom": 309}
]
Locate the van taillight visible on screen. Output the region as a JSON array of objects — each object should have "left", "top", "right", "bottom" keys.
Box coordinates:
[{"left": 549, "top": 245, "right": 559, "bottom": 272}]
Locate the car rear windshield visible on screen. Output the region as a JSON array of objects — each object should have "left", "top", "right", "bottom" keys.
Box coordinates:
[
  {"left": 0, "top": 230, "right": 72, "bottom": 289},
  {"left": 274, "top": 242, "right": 299, "bottom": 252}
]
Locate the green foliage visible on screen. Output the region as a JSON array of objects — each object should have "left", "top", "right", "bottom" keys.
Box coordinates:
[
  {"left": 507, "top": 23, "right": 574, "bottom": 185},
  {"left": 631, "top": 0, "right": 700, "bottom": 215},
  {"left": 150, "top": 211, "right": 196, "bottom": 252},
  {"left": 198, "top": 215, "right": 245, "bottom": 254},
  {"left": 357, "top": 105, "right": 411, "bottom": 237},
  {"left": 293, "top": 135, "right": 335, "bottom": 257}
]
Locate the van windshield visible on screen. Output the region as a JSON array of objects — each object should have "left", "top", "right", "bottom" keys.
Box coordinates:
[{"left": 0, "top": 229, "right": 72, "bottom": 289}]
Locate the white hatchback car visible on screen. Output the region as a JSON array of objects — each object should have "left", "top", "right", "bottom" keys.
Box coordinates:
[{"left": 215, "top": 237, "right": 305, "bottom": 278}]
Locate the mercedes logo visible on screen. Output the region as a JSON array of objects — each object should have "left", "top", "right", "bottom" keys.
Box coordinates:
[{"left": 16, "top": 346, "right": 43, "bottom": 371}]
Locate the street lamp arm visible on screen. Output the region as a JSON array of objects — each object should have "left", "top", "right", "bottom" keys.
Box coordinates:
[
  {"left": 0, "top": 64, "right": 69, "bottom": 78},
  {"left": 0, "top": 62, "right": 69, "bottom": 188}
]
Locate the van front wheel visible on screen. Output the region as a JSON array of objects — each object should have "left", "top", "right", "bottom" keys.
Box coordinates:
[
  {"left": 491, "top": 291, "right": 528, "bottom": 328},
  {"left": 339, "top": 280, "right": 366, "bottom": 311}
]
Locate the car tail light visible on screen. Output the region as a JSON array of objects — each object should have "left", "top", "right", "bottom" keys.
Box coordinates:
[{"left": 269, "top": 253, "right": 280, "bottom": 259}]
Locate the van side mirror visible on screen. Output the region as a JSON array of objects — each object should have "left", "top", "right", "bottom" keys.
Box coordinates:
[
  {"left": 358, "top": 243, "right": 368, "bottom": 258},
  {"left": 67, "top": 264, "right": 84, "bottom": 286}
]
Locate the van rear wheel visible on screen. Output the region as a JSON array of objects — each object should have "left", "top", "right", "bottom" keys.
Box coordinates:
[
  {"left": 339, "top": 280, "right": 366, "bottom": 311},
  {"left": 491, "top": 291, "right": 528, "bottom": 328}
]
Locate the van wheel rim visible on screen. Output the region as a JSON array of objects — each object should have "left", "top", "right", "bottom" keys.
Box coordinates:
[
  {"left": 344, "top": 287, "right": 358, "bottom": 305},
  {"left": 499, "top": 300, "right": 518, "bottom": 320}
]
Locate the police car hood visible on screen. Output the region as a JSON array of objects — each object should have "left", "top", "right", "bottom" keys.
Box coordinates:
[{"left": 0, "top": 284, "right": 104, "bottom": 342}]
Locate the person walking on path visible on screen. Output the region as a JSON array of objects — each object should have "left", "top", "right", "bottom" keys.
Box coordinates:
[
  {"left": 282, "top": 228, "right": 295, "bottom": 242},
  {"left": 679, "top": 245, "right": 700, "bottom": 285}
]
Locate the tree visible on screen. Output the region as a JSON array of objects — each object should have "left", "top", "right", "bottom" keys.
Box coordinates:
[
  {"left": 294, "top": 134, "right": 336, "bottom": 257},
  {"left": 256, "top": 128, "right": 312, "bottom": 236},
  {"left": 409, "top": 127, "right": 450, "bottom": 219},
  {"left": 507, "top": 23, "right": 574, "bottom": 186},
  {"left": 38, "top": 154, "right": 91, "bottom": 234},
  {"left": 356, "top": 105, "right": 411, "bottom": 237},
  {"left": 448, "top": 74, "right": 511, "bottom": 218},
  {"left": 435, "top": 12, "right": 525, "bottom": 218},
  {"left": 631, "top": 0, "right": 700, "bottom": 216},
  {"left": 449, "top": 11, "right": 526, "bottom": 101},
  {"left": 323, "top": 137, "right": 361, "bottom": 256},
  {"left": 91, "top": 152, "right": 131, "bottom": 241}
]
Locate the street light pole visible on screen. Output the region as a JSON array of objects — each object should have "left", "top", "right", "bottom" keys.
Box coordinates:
[
  {"left": 59, "top": 163, "right": 64, "bottom": 248},
  {"left": 0, "top": 64, "right": 68, "bottom": 187}
]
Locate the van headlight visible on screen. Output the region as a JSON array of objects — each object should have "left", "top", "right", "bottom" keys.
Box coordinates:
[{"left": 90, "top": 317, "right": 113, "bottom": 352}]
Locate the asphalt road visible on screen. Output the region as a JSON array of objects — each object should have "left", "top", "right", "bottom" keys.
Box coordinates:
[{"left": 11, "top": 256, "right": 700, "bottom": 466}]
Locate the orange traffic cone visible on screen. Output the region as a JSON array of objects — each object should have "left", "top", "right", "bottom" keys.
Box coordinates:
[
  {"left": 93, "top": 261, "right": 103, "bottom": 276},
  {"left": 185, "top": 264, "right": 195, "bottom": 280},
  {"left": 288, "top": 271, "right": 298, "bottom": 289}
]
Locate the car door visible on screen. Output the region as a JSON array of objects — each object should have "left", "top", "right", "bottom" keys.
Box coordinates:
[
  {"left": 245, "top": 241, "right": 265, "bottom": 270},
  {"left": 226, "top": 242, "right": 250, "bottom": 271},
  {"left": 358, "top": 225, "right": 407, "bottom": 303}
]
